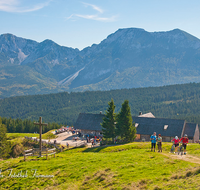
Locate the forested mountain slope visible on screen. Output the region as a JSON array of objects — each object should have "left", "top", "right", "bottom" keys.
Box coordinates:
[{"left": 0, "top": 82, "right": 200, "bottom": 125}]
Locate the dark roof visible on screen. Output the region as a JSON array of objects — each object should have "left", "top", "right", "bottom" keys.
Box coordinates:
[
  {"left": 74, "top": 113, "right": 198, "bottom": 138},
  {"left": 184, "top": 123, "right": 197, "bottom": 138},
  {"left": 132, "top": 117, "right": 185, "bottom": 137},
  {"left": 74, "top": 113, "right": 105, "bottom": 131}
]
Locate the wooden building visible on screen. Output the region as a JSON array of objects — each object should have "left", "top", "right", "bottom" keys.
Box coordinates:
[
  {"left": 74, "top": 112, "right": 199, "bottom": 142},
  {"left": 74, "top": 113, "right": 104, "bottom": 135},
  {"left": 132, "top": 116, "right": 199, "bottom": 142}
]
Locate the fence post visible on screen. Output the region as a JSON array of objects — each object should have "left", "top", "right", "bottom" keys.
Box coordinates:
[{"left": 46, "top": 148, "right": 48, "bottom": 159}]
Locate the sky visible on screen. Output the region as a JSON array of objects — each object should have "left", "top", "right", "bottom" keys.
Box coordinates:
[{"left": 0, "top": 0, "right": 200, "bottom": 50}]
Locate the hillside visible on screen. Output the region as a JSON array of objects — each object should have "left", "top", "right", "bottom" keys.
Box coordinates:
[
  {"left": 1, "top": 82, "right": 200, "bottom": 124},
  {"left": 0, "top": 142, "right": 200, "bottom": 189},
  {"left": 1, "top": 28, "right": 200, "bottom": 98}
]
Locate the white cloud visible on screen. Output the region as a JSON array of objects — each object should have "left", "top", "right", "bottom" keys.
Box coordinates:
[
  {"left": 67, "top": 2, "right": 117, "bottom": 22},
  {"left": 0, "top": 0, "right": 51, "bottom": 13},
  {"left": 74, "top": 14, "right": 117, "bottom": 22},
  {"left": 82, "top": 2, "right": 104, "bottom": 14}
]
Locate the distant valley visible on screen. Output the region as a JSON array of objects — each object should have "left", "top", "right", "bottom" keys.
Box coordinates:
[{"left": 1, "top": 28, "right": 200, "bottom": 98}]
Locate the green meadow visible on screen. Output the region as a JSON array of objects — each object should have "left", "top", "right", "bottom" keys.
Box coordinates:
[
  {"left": 1, "top": 141, "right": 200, "bottom": 189},
  {"left": 7, "top": 131, "right": 56, "bottom": 141},
  {"left": 7, "top": 133, "right": 40, "bottom": 140}
]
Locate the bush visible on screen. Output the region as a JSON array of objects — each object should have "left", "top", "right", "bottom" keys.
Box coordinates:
[{"left": 10, "top": 143, "right": 24, "bottom": 158}]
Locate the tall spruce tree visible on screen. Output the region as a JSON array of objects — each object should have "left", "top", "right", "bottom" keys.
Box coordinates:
[
  {"left": 101, "top": 98, "right": 116, "bottom": 141},
  {"left": 0, "top": 118, "right": 11, "bottom": 159},
  {"left": 116, "top": 100, "right": 136, "bottom": 142}
]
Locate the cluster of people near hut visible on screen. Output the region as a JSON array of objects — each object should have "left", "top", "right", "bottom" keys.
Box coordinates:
[
  {"left": 86, "top": 135, "right": 102, "bottom": 146},
  {"left": 55, "top": 126, "right": 79, "bottom": 135},
  {"left": 150, "top": 132, "right": 189, "bottom": 154}
]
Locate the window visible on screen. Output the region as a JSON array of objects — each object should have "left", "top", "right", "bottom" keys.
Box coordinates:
[{"left": 164, "top": 125, "right": 168, "bottom": 130}]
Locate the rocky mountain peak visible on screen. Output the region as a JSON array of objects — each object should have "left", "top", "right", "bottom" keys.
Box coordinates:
[{"left": 1, "top": 28, "right": 200, "bottom": 98}]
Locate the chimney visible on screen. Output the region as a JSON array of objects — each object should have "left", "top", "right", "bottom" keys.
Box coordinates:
[{"left": 139, "top": 111, "right": 142, "bottom": 115}]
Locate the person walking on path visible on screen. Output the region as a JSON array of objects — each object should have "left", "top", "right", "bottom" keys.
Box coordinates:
[
  {"left": 180, "top": 134, "right": 189, "bottom": 155},
  {"left": 66, "top": 142, "right": 69, "bottom": 149},
  {"left": 172, "top": 136, "right": 179, "bottom": 153},
  {"left": 157, "top": 134, "right": 162, "bottom": 152},
  {"left": 150, "top": 132, "right": 157, "bottom": 152}
]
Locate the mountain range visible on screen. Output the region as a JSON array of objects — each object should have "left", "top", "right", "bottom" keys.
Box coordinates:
[{"left": 1, "top": 28, "right": 200, "bottom": 98}]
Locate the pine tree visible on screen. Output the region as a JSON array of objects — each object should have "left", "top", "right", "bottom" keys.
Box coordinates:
[
  {"left": 101, "top": 99, "right": 116, "bottom": 141},
  {"left": 116, "top": 100, "right": 136, "bottom": 142},
  {"left": 0, "top": 118, "right": 11, "bottom": 159}
]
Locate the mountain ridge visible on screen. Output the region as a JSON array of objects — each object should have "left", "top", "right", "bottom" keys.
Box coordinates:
[{"left": 1, "top": 28, "right": 200, "bottom": 98}]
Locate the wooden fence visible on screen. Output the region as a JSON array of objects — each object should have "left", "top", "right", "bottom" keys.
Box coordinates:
[
  {"left": 75, "top": 141, "right": 87, "bottom": 147},
  {"left": 25, "top": 136, "right": 61, "bottom": 150},
  {"left": 24, "top": 148, "right": 56, "bottom": 161}
]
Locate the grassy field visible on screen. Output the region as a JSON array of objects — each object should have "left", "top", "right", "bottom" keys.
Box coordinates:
[
  {"left": 7, "top": 133, "right": 40, "bottom": 140},
  {"left": 0, "top": 142, "right": 200, "bottom": 189},
  {"left": 7, "top": 131, "right": 57, "bottom": 141}
]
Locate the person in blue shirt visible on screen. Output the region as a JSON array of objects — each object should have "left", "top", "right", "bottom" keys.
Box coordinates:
[{"left": 150, "top": 132, "right": 157, "bottom": 152}]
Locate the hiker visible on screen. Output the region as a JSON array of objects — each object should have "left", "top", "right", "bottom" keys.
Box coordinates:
[
  {"left": 172, "top": 136, "right": 179, "bottom": 153},
  {"left": 157, "top": 134, "right": 162, "bottom": 152},
  {"left": 179, "top": 134, "right": 188, "bottom": 155},
  {"left": 150, "top": 132, "right": 157, "bottom": 152},
  {"left": 66, "top": 142, "right": 69, "bottom": 149}
]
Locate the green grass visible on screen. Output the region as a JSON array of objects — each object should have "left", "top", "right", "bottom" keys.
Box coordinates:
[
  {"left": 7, "top": 130, "right": 56, "bottom": 141},
  {"left": 185, "top": 143, "right": 200, "bottom": 158},
  {"left": 7, "top": 133, "right": 39, "bottom": 139},
  {"left": 0, "top": 142, "right": 200, "bottom": 189}
]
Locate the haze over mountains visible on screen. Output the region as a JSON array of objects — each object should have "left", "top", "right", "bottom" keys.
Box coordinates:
[{"left": 1, "top": 28, "right": 200, "bottom": 98}]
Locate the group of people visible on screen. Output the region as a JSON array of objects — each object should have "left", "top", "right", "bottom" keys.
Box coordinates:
[
  {"left": 171, "top": 134, "right": 188, "bottom": 155},
  {"left": 150, "top": 132, "right": 189, "bottom": 154},
  {"left": 150, "top": 132, "right": 162, "bottom": 152}
]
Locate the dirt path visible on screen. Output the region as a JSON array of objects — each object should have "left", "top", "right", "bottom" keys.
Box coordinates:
[
  {"left": 50, "top": 132, "right": 87, "bottom": 147},
  {"left": 162, "top": 152, "right": 200, "bottom": 164}
]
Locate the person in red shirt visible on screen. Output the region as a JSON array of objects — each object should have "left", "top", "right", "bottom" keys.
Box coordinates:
[
  {"left": 171, "top": 136, "right": 179, "bottom": 153},
  {"left": 179, "top": 134, "right": 189, "bottom": 155}
]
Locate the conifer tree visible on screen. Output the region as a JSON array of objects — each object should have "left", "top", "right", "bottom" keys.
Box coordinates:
[
  {"left": 116, "top": 100, "right": 136, "bottom": 142},
  {"left": 101, "top": 99, "right": 116, "bottom": 141},
  {"left": 0, "top": 118, "right": 11, "bottom": 159}
]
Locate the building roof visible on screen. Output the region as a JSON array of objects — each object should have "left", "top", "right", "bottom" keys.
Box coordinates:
[
  {"left": 184, "top": 123, "right": 197, "bottom": 138},
  {"left": 74, "top": 113, "right": 105, "bottom": 131},
  {"left": 138, "top": 112, "right": 155, "bottom": 118},
  {"left": 74, "top": 113, "right": 198, "bottom": 138},
  {"left": 132, "top": 117, "right": 185, "bottom": 137}
]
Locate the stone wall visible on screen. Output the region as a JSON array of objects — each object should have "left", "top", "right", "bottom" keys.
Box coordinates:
[{"left": 81, "top": 130, "right": 101, "bottom": 135}]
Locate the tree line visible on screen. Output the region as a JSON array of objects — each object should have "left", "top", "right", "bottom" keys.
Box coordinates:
[
  {"left": 102, "top": 99, "right": 136, "bottom": 143},
  {"left": 1, "top": 117, "right": 62, "bottom": 134},
  {"left": 1, "top": 82, "right": 200, "bottom": 125}
]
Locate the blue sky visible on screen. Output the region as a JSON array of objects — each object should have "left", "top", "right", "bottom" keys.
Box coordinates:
[{"left": 0, "top": 0, "right": 200, "bottom": 50}]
